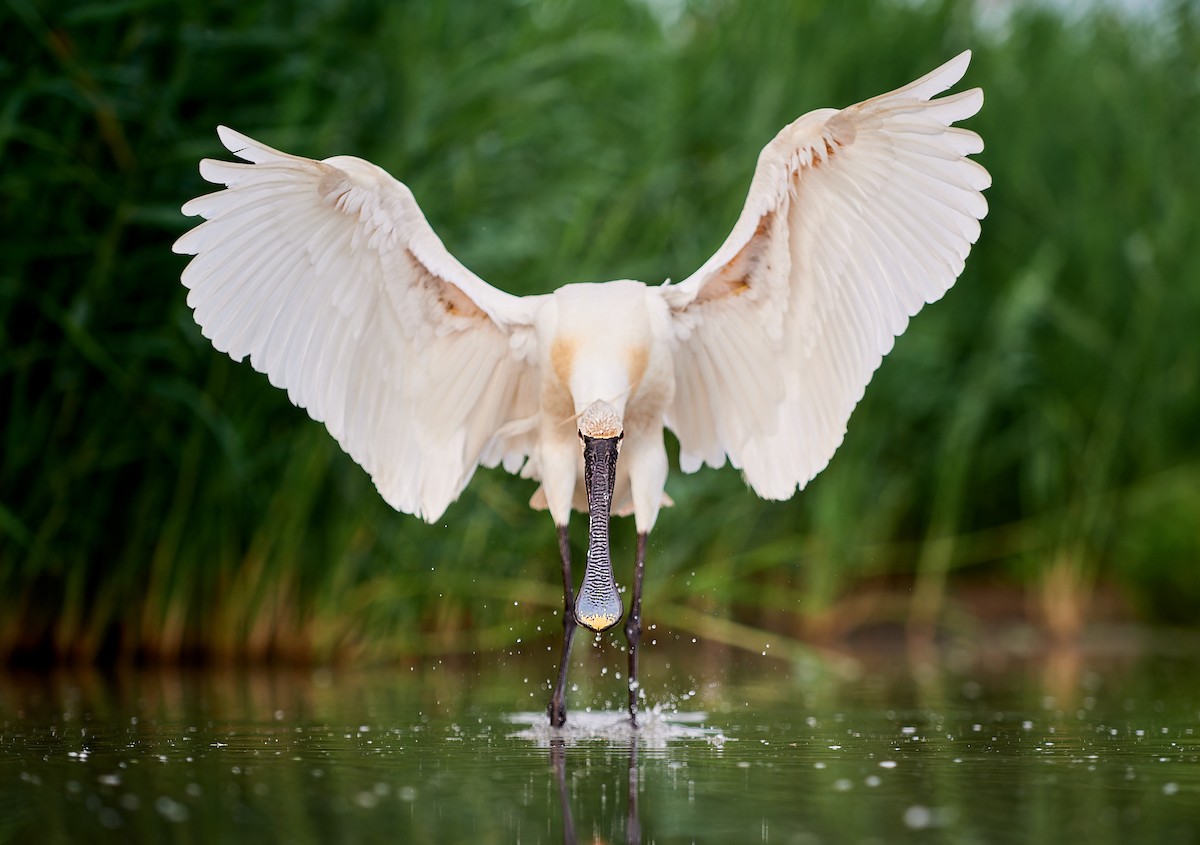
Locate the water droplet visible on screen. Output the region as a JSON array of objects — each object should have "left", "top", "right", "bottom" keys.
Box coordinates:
[
  {"left": 903, "top": 805, "right": 932, "bottom": 830},
  {"left": 98, "top": 808, "right": 123, "bottom": 829},
  {"left": 155, "top": 796, "right": 189, "bottom": 823}
]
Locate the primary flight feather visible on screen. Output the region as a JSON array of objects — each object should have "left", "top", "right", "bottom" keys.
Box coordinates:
[{"left": 174, "top": 51, "right": 989, "bottom": 726}]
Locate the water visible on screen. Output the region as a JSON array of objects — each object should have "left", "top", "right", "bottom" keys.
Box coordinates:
[{"left": 2, "top": 640, "right": 1199, "bottom": 843}]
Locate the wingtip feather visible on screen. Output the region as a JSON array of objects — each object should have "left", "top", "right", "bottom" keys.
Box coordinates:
[
  {"left": 216, "top": 125, "right": 253, "bottom": 156},
  {"left": 215, "top": 125, "right": 294, "bottom": 164},
  {"left": 897, "top": 50, "right": 973, "bottom": 102}
]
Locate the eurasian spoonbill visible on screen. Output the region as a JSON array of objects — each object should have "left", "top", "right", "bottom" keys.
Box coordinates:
[{"left": 173, "top": 51, "right": 989, "bottom": 727}]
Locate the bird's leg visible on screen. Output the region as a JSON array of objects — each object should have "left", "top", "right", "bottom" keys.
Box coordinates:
[
  {"left": 548, "top": 524, "right": 577, "bottom": 728},
  {"left": 625, "top": 532, "right": 647, "bottom": 727}
]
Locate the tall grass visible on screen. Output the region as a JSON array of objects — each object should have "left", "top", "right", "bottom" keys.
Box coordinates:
[{"left": 1, "top": 0, "right": 1198, "bottom": 663}]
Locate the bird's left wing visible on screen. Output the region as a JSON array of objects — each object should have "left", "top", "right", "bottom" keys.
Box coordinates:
[
  {"left": 174, "top": 127, "right": 543, "bottom": 521},
  {"left": 660, "top": 52, "right": 990, "bottom": 499}
]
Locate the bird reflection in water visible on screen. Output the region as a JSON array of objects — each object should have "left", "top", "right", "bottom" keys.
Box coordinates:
[
  {"left": 511, "top": 709, "right": 717, "bottom": 843},
  {"left": 551, "top": 740, "right": 640, "bottom": 845}
]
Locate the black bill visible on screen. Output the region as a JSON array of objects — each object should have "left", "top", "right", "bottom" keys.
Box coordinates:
[{"left": 574, "top": 434, "right": 624, "bottom": 632}]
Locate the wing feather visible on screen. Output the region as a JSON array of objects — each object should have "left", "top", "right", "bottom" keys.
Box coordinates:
[
  {"left": 174, "top": 127, "right": 544, "bottom": 520},
  {"left": 660, "top": 52, "right": 990, "bottom": 498}
]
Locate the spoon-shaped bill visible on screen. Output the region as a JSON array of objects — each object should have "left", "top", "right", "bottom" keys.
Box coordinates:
[{"left": 575, "top": 434, "right": 623, "bottom": 632}]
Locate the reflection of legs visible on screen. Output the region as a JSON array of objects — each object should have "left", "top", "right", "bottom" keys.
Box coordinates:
[
  {"left": 626, "top": 741, "right": 641, "bottom": 845},
  {"left": 625, "top": 532, "right": 647, "bottom": 726},
  {"left": 548, "top": 525, "right": 577, "bottom": 728},
  {"left": 550, "top": 740, "right": 577, "bottom": 845}
]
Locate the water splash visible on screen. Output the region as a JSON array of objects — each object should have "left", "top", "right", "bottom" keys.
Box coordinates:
[{"left": 506, "top": 706, "right": 726, "bottom": 748}]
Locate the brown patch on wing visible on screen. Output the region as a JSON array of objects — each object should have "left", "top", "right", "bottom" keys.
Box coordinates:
[
  {"left": 828, "top": 112, "right": 857, "bottom": 147},
  {"left": 810, "top": 120, "right": 855, "bottom": 171},
  {"left": 810, "top": 138, "right": 842, "bottom": 171},
  {"left": 693, "top": 210, "right": 775, "bottom": 305},
  {"left": 694, "top": 267, "right": 751, "bottom": 304},
  {"left": 406, "top": 248, "right": 489, "bottom": 320},
  {"left": 550, "top": 336, "right": 576, "bottom": 386},
  {"left": 435, "top": 280, "right": 488, "bottom": 319},
  {"left": 317, "top": 169, "right": 351, "bottom": 209}
]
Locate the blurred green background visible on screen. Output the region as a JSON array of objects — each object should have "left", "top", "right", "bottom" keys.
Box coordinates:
[{"left": 2, "top": 0, "right": 1198, "bottom": 665}]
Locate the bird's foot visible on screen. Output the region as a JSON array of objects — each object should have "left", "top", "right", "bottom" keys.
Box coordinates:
[{"left": 548, "top": 697, "right": 567, "bottom": 728}]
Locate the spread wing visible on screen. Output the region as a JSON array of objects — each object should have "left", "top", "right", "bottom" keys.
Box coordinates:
[
  {"left": 660, "top": 51, "right": 990, "bottom": 499},
  {"left": 173, "top": 127, "right": 543, "bottom": 521}
]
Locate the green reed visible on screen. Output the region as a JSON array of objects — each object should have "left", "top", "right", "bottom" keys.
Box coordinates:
[{"left": 1, "top": 0, "right": 1198, "bottom": 662}]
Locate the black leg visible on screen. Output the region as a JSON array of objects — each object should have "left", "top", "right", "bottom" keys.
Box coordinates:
[
  {"left": 548, "top": 524, "right": 577, "bottom": 727},
  {"left": 625, "top": 532, "right": 647, "bottom": 726}
]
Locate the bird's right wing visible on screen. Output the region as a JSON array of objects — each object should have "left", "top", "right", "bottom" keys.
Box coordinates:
[
  {"left": 174, "top": 127, "right": 543, "bottom": 521},
  {"left": 660, "top": 52, "right": 990, "bottom": 499}
]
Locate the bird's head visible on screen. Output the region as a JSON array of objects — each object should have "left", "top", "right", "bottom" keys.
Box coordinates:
[{"left": 577, "top": 400, "right": 623, "bottom": 442}]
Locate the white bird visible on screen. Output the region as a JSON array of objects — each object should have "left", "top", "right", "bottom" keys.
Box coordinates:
[{"left": 173, "top": 52, "right": 989, "bottom": 727}]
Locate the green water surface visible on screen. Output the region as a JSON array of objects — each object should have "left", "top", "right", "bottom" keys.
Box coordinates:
[{"left": 2, "top": 641, "right": 1199, "bottom": 844}]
